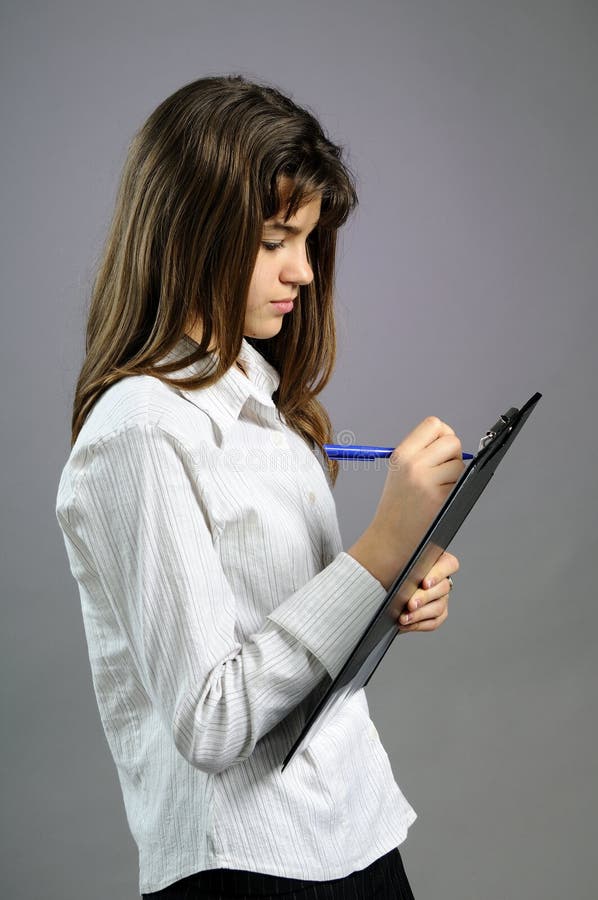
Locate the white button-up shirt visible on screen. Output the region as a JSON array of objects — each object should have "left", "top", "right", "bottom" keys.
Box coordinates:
[{"left": 55, "top": 335, "right": 416, "bottom": 895}]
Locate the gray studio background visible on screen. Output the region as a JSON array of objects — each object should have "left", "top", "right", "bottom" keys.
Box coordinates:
[{"left": 2, "top": 2, "right": 597, "bottom": 898}]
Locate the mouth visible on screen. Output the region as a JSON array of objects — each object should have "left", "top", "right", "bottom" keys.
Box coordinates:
[{"left": 270, "top": 298, "right": 295, "bottom": 313}]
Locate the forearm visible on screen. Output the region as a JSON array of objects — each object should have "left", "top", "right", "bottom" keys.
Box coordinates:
[
  {"left": 174, "top": 551, "right": 388, "bottom": 773},
  {"left": 347, "top": 526, "right": 410, "bottom": 592}
]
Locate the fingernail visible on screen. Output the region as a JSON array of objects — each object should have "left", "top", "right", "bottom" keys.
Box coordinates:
[
  {"left": 401, "top": 613, "right": 410, "bottom": 624},
  {"left": 411, "top": 599, "right": 419, "bottom": 610}
]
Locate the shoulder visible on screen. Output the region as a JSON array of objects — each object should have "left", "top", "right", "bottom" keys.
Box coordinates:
[
  {"left": 57, "top": 376, "right": 217, "bottom": 510},
  {"left": 76, "top": 374, "right": 216, "bottom": 452}
]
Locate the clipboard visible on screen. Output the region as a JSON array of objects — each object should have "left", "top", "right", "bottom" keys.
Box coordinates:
[{"left": 282, "top": 392, "right": 542, "bottom": 771}]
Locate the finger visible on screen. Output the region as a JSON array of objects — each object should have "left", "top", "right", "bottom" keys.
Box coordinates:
[
  {"left": 407, "top": 577, "right": 453, "bottom": 612},
  {"left": 399, "top": 594, "right": 448, "bottom": 627},
  {"left": 399, "top": 605, "right": 448, "bottom": 633},
  {"left": 421, "top": 552, "right": 460, "bottom": 589},
  {"left": 392, "top": 579, "right": 446, "bottom": 620},
  {"left": 418, "top": 434, "right": 463, "bottom": 468},
  {"left": 393, "top": 416, "right": 456, "bottom": 459},
  {"left": 399, "top": 602, "right": 449, "bottom": 633},
  {"left": 432, "top": 457, "right": 466, "bottom": 485}
]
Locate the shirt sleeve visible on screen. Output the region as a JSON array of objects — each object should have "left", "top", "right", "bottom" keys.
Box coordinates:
[{"left": 56, "top": 422, "right": 387, "bottom": 774}]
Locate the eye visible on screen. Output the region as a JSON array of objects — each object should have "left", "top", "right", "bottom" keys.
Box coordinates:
[{"left": 261, "top": 241, "right": 285, "bottom": 251}]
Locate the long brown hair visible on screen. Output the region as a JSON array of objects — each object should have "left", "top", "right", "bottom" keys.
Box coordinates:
[{"left": 71, "top": 74, "right": 359, "bottom": 485}]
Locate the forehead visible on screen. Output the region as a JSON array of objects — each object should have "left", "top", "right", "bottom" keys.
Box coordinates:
[
  {"left": 268, "top": 173, "right": 322, "bottom": 219},
  {"left": 264, "top": 192, "right": 322, "bottom": 229}
]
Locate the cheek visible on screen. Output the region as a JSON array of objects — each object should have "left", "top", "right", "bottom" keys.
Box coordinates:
[{"left": 247, "top": 255, "right": 274, "bottom": 308}]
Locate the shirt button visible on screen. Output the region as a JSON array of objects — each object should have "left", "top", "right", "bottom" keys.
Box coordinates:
[{"left": 307, "top": 490, "right": 316, "bottom": 505}]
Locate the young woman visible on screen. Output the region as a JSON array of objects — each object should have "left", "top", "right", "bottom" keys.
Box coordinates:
[{"left": 56, "top": 74, "right": 462, "bottom": 899}]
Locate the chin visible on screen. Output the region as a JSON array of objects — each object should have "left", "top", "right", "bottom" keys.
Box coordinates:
[{"left": 245, "top": 321, "right": 285, "bottom": 340}]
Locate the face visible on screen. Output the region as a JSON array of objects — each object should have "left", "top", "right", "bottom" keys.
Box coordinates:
[{"left": 243, "top": 190, "right": 322, "bottom": 340}]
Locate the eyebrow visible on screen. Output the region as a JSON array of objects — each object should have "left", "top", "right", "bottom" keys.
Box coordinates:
[{"left": 263, "top": 219, "right": 320, "bottom": 235}]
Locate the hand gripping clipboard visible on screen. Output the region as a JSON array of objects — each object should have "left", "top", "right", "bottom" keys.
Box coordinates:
[{"left": 282, "top": 392, "right": 542, "bottom": 771}]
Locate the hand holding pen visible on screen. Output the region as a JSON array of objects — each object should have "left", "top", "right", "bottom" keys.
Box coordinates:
[{"left": 343, "top": 416, "right": 464, "bottom": 630}]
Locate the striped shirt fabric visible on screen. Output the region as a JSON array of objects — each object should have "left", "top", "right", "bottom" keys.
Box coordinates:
[{"left": 55, "top": 334, "right": 416, "bottom": 895}]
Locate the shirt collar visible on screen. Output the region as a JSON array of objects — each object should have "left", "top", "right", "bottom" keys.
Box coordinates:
[{"left": 156, "top": 335, "right": 282, "bottom": 438}]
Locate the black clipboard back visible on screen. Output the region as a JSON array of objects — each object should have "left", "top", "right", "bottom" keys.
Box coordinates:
[{"left": 281, "top": 392, "right": 542, "bottom": 771}]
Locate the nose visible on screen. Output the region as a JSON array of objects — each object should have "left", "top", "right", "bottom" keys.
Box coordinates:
[{"left": 281, "top": 245, "right": 314, "bottom": 287}]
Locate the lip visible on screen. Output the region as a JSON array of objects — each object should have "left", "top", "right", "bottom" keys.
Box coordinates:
[{"left": 270, "top": 298, "right": 295, "bottom": 313}]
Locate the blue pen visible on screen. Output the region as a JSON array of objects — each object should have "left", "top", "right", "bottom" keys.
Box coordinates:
[{"left": 324, "top": 444, "right": 474, "bottom": 461}]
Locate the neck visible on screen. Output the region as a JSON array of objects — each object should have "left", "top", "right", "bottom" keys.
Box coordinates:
[{"left": 184, "top": 330, "right": 248, "bottom": 378}]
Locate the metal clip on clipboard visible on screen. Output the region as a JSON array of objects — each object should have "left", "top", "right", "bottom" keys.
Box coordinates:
[{"left": 478, "top": 407, "right": 519, "bottom": 451}]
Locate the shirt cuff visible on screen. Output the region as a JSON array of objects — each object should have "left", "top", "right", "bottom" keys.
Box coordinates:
[{"left": 266, "top": 551, "right": 388, "bottom": 681}]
